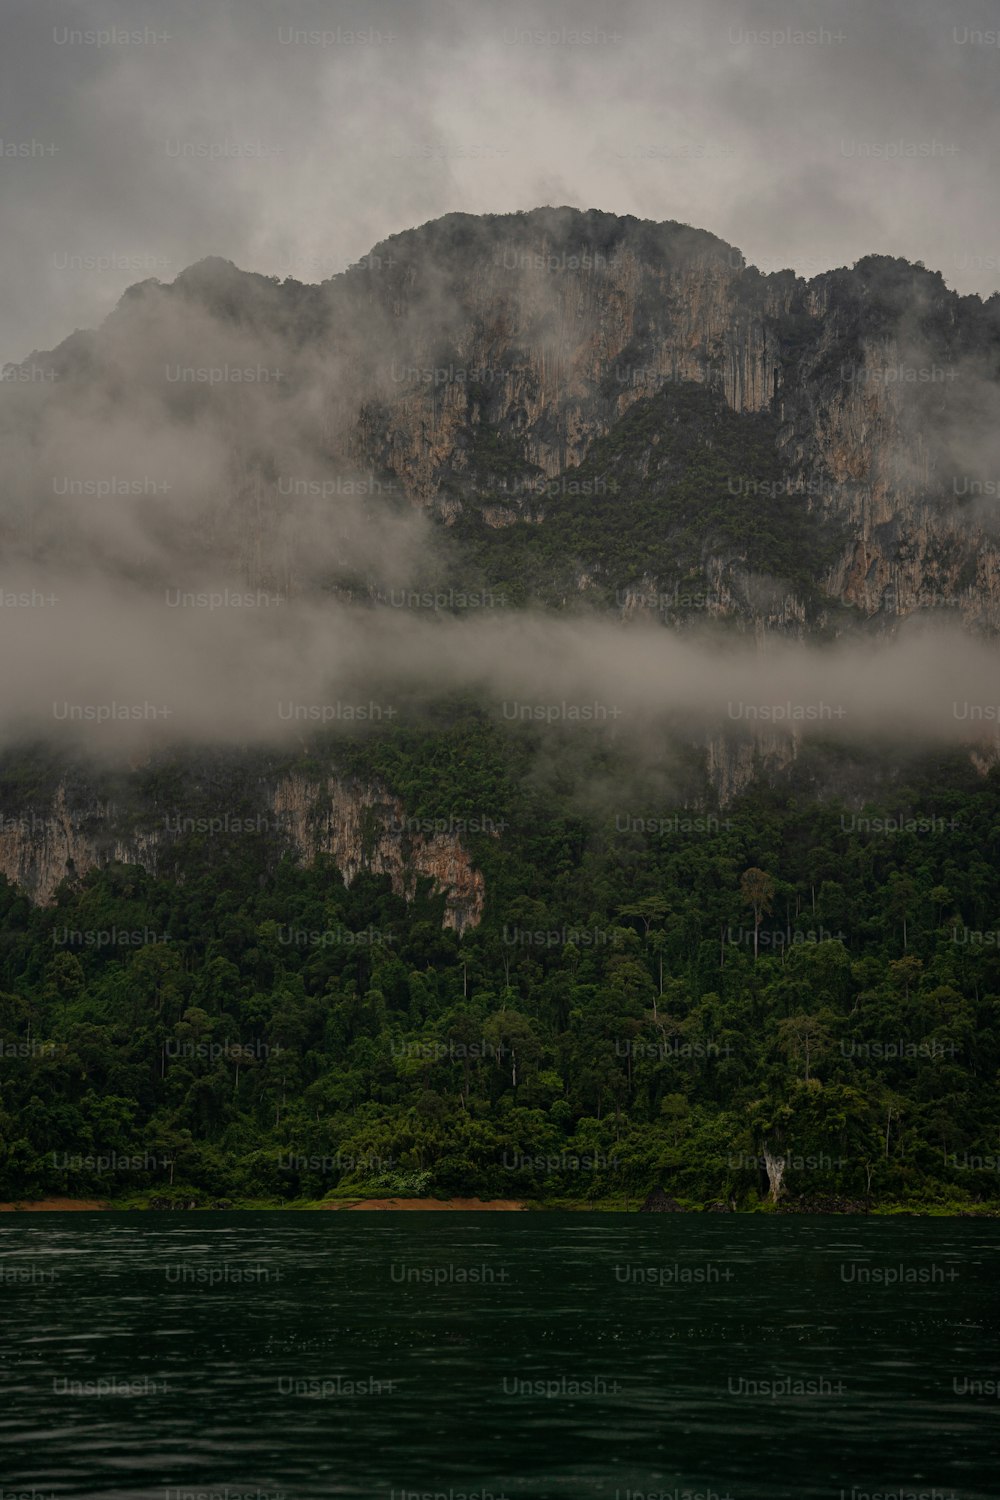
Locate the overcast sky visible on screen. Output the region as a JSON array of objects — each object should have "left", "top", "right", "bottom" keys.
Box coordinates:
[{"left": 3, "top": 0, "right": 999, "bottom": 364}]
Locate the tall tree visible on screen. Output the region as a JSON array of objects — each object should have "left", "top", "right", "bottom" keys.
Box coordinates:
[{"left": 740, "top": 868, "right": 775, "bottom": 961}]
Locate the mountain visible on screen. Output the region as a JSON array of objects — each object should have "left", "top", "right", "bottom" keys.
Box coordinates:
[
  {"left": 6, "top": 206, "right": 1000, "bottom": 630},
  {"left": 3, "top": 206, "right": 999, "bottom": 895},
  {"left": 2, "top": 210, "right": 1000, "bottom": 1212}
]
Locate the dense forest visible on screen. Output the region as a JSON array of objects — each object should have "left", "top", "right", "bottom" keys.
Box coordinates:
[{"left": 1, "top": 709, "right": 999, "bottom": 1211}]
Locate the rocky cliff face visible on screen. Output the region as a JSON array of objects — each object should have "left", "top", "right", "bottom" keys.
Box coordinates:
[
  {"left": 0, "top": 785, "right": 156, "bottom": 906},
  {"left": 771, "top": 271, "right": 1000, "bottom": 631},
  {"left": 352, "top": 220, "right": 789, "bottom": 512},
  {"left": 317, "top": 214, "right": 1000, "bottom": 636},
  {"left": 270, "top": 772, "right": 484, "bottom": 932},
  {"left": 359, "top": 224, "right": 988, "bottom": 637},
  {"left": 4, "top": 207, "right": 1000, "bottom": 817},
  {"left": 704, "top": 729, "right": 801, "bottom": 809},
  {"left": 0, "top": 767, "right": 485, "bottom": 931},
  {"left": 9, "top": 208, "right": 999, "bottom": 630}
]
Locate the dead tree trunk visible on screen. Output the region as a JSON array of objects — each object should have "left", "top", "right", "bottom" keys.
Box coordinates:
[{"left": 762, "top": 1143, "right": 786, "bottom": 1203}]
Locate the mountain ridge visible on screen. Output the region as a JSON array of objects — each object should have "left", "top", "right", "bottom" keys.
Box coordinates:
[{"left": 7, "top": 205, "right": 999, "bottom": 634}]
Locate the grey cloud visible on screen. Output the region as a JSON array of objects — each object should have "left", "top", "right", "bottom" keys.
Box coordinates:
[
  {"left": 1, "top": 577, "right": 998, "bottom": 759},
  {"left": 3, "top": 0, "right": 1000, "bottom": 364}
]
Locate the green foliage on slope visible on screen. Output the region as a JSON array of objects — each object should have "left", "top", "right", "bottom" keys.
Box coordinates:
[
  {"left": 444, "top": 383, "right": 847, "bottom": 617},
  {"left": 1, "top": 718, "right": 999, "bottom": 1212}
]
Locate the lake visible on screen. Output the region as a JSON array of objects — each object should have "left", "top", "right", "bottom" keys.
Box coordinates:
[{"left": 0, "top": 1213, "right": 996, "bottom": 1500}]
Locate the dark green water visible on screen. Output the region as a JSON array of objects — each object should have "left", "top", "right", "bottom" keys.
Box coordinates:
[{"left": 0, "top": 1213, "right": 996, "bottom": 1500}]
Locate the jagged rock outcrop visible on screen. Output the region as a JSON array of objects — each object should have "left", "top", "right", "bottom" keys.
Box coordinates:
[
  {"left": 638, "top": 1186, "right": 685, "bottom": 1212},
  {"left": 0, "top": 785, "right": 151, "bottom": 904},
  {"left": 0, "top": 767, "right": 485, "bottom": 931},
  {"left": 352, "top": 220, "right": 789, "bottom": 513},
  {"left": 271, "top": 772, "right": 484, "bottom": 932},
  {"left": 705, "top": 729, "right": 801, "bottom": 807}
]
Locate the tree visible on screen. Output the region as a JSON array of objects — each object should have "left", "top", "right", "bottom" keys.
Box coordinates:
[
  {"left": 885, "top": 872, "right": 916, "bottom": 952},
  {"left": 619, "top": 897, "right": 672, "bottom": 1010},
  {"left": 777, "top": 1012, "right": 833, "bottom": 1084},
  {"left": 761, "top": 1142, "right": 786, "bottom": 1204},
  {"left": 740, "top": 868, "right": 775, "bottom": 960}
]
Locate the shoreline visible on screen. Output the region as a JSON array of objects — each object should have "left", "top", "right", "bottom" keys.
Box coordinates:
[
  {"left": 0, "top": 1197, "right": 110, "bottom": 1211},
  {"left": 2, "top": 1195, "right": 998, "bottom": 1216},
  {"left": 328, "top": 1196, "right": 527, "bottom": 1211}
]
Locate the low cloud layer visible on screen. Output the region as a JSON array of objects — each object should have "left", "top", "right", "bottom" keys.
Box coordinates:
[{"left": 2, "top": 573, "right": 997, "bottom": 757}]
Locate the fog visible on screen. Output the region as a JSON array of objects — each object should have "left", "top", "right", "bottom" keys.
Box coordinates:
[
  {"left": 4, "top": 0, "right": 1000, "bottom": 366},
  {"left": 2, "top": 3, "right": 999, "bottom": 766},
  {"left": 1, "top": 566, "right": 997, "bottom": 756}
]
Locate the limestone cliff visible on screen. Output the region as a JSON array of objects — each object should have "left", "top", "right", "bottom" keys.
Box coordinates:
[
  {"left": 352, "top": 213, "right": 790, "bottom": 516},
  {"left": 5, "top": 208, "right": 1000, "bottom": 812},
  {"left": 0, "top": 767, "right": 485, "bottom": 931},
  {"left": 11, "top": 209, "right": 1000, "bottom": 632},
  {"left": 270, "top": 772, "right": 484, "bottom": 932},
  {"left": 329, "top": 217, "right": 1000, "bottom": 636}
]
